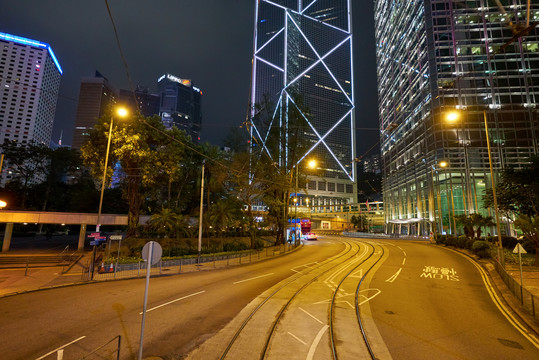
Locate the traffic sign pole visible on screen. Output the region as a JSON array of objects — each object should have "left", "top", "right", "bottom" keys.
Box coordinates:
[{"left": 138, "top": 241, "right": 153, "bottom": 360}]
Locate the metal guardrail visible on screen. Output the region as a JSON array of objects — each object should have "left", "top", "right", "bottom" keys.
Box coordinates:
[
  {"left": 342, "top": 232, "right": 430, "bottom": 241},
  {"left": 493, "top": 260, "right": 538, "bottom": 321},
  {"left": 83, "top": 243, "right": 299, "bottom": 281}
]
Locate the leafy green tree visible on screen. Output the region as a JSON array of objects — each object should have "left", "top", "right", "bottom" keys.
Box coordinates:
[
  {"left": 81, "top": 110, "right": 173, "bottom": 237},
  {"left": 1, "top": 140, "right": 49, "bottom": 208},
  {"left": 484, "top": 156, "right": 539, "bottom": 217},
  {"left": 228, "top": 151, "right": 264, "bottom": 248},
  {"left": 514, "top": 215, "right": 539, "bottom": 265}
]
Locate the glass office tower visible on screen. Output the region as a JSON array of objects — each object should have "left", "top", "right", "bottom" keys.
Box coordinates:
[
  {"left": 375, "top": 0, "right": 539, "bottom": 235},
  {"left": 250, "top": 0, "right": 357, "bottom": 208}
]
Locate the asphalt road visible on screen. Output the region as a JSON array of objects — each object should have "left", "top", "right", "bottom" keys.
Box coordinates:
[
  {"left": 0, "top": 236, "right": 538, "bottom": 360},
  {"left": 0, "top": 238, "right": 342, "bottom": 359}
]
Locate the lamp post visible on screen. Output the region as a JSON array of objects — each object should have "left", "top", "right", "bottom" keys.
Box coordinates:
[
  {"left": 483, "top": 110, "right": 504, "bottom": 267},
  {"left": 198, "top": 161, "right": 205, "bottom": 263},
  {"left": 294, "top": 159, "right": 317, "bottom": 242},
  {"left": 91, "top": 107, "right": 127, "bottom": 280},
  {"left": 445, "top": 110, "right": 504, "bottom": 266},
  {"left": 96, "top": 107, "right": 128, "bottom": 232}
]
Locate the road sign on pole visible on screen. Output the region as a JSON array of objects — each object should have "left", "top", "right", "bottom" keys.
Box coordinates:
[
  {"left": 513, "top": 243, "right": 527, "bottom": 304},
  {"left": 139, "top": 241, "right": 162, "bottom": 360}
]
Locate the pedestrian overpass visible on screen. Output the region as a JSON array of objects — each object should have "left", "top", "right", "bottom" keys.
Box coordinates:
[{"left": 0, "top": 210, "right": 150, "bottom": 252}]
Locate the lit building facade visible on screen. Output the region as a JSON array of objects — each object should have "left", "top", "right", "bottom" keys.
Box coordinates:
[
  {"left": 72, "top": 71, "right": 116, "bottom": 150},
  {"left": 119, "top": 86, "right": 160, "bottom": 118},
  {"left": 0, "top": 32, "right": 62, "bottom": 146},
  {"left": 250, "top": 0, "right": 357, "bottom": 210},
  {"left": 157, "top": 73, "right": 202, "bottom": 142},
  {"left": 374, "top": 1, "right": 539, "bottom": 235}
]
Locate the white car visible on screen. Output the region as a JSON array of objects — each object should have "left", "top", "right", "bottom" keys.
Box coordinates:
[{"left": 304, "top": 233, "right": 317, "bottom": 241}]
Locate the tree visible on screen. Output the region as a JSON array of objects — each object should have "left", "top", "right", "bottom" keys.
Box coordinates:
[
  {"left": 514, "top": 215, "right": 539, "bottom": 265},
  {"left": 455, "top": 214, "right": 475, "bottom": 238},
  {"left": 351, "top": 214, "right": 368, "bottom": 232},
  {"left": 228, "top": 151, "right": 265, "bottom": 248},
  {"left": 0, "top": 140, "right": 49, "bottom": 208},
  {"left": 81, "top": 110, "right": 176, "bottom": 237},
  {"left": 484, "top": 155, "right": 539, "bottom": 217},
  {"left": 208, "top": 199, "right": 239, "bottom": 234}
]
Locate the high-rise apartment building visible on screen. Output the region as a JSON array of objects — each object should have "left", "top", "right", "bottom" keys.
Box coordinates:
[
  {"left": 249, "top": 0, "right": 357, "bottom": 209},
  {"left": 72, "top": 71, "right": 116, "bottom": 150},
  {"left": 374, "top": 1, "right": 539, "bottom": 235},
  {"left": 0, "top": 32, "right": 62, "bottom": 146},
  {"left": 157, "top": 73, "right": 202, "bottom": 142}
]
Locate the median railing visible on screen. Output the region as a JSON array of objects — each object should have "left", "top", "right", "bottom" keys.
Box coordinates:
[{"left": 83, "top": 243, "right": 299, "bottom": 281}]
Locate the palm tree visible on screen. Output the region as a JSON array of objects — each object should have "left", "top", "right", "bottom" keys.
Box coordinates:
[
  {"left": 209, "top": 200, "right": 236, "bottom": 234},
  {"left": 148, "top": 207, "right": 179, "bottom": 238},
  {"left": 455, "top": 214, "right": 475, "bottom": 238},
  {"left": 470, "top": 213, "right": 494, "bottom": 239}
]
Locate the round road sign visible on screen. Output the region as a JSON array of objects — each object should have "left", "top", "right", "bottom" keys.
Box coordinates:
[{"left": 142, "top": 241, "right": 162, "bottom": 265}]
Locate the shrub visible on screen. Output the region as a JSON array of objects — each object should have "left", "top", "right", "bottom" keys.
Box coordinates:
[
  {"left": 466, "top": 238, "right": 476, "bottom": 249},
  {"left": 435, "top": 234, "right": 446, "bottom": 245},
  {"left": 445, "top": 235, "right": 458, "bottom": 247},
  {"left": 472, "top": 240, "right": 491, "bottom": 258},
  {"left": 457, "top": 235, "right": 468, "bottom": 249}
]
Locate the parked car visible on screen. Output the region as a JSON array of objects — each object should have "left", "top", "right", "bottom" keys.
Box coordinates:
[{"left": 304, "top": 233, "right": 317, "bottom": 241}]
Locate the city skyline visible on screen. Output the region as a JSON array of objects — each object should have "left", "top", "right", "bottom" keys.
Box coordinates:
[{"left": 0, "top": 1, "right": 378, "bottom": 156}]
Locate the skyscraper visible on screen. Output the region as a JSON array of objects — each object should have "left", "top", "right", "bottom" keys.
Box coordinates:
[
  {"left": 374, "top": 1, "right": 539, "bottom": 235},
  {"left": 72, "top": 71, "right": 116, "bottom": 150},
  {"left": 119, "top": 86, "right": 160, "bottom": 118},
  {"left": 157, "top": 73, "right": 202, "bottom": 142},
  {"left": 249, "top": 0, "right": 357, "bottom": 208},
  {"left": 0, "top": 32, "right": 62, "bottom": 146}
]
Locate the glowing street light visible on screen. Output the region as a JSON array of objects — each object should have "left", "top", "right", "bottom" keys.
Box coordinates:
[
  {"left": 0, "top": 200, "right": 6, "bottom": 209},
  {"left": 444, "top": 109, "right": 504, "bottom": 267},
  {"left": 96, "top": 106, "right": 129, "bottom": 232}
]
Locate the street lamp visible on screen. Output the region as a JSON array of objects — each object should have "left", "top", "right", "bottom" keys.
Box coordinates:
[
  {"left": 0, "top": 200, "right": 6, "bottom": 209},
  {"left": 96, "top": 106, "right": 128, "bottom": 232},
  {"left": 294, "top": 159, "right": 317, "bottom": 242},
  {"left": 445, "top": 110, "right": 504, "bottom": 267}
]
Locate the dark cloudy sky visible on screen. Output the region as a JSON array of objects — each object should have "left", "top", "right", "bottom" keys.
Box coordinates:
[{"left": 0, "top": 1, "right": 379, "bottom": 156}]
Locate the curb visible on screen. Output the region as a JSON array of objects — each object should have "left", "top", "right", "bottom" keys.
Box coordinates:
[{"left": 0, "top": 244, "right": 304, "bottom": 299}]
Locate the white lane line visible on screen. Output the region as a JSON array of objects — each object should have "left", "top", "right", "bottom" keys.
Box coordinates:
[
  {"left": 35, "top": 336, "right": 86, "bottom": 360},
  {"left": 306, "top": 325, "right": 329, "bottom": 360},
  {"left": 140, "top": 291, "right": 205, "bottom": 314},
  {"left": 299, "top": 307, "right": 324, "bottom": 325},
  {"left": 385, "top": 268, "right": 402, "bottom": 283},
  {"left": 402, "top": 257, "right": 406, "bottom": 266},
  {"left": 403, "top": 250, "right": 407, "bottom": 256},
  {"left": 233, "top": 273, "right": 274, "bottom": 284},
  {"left": 288, "top": 332, "right": 307, "bottom": 345}
]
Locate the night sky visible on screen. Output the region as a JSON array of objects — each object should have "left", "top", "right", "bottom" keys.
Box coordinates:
[{"left": 0, "top": 1, "right": 379, "bottom": 156}]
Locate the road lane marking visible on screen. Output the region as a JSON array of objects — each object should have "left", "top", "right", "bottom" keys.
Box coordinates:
[
  {"left": 291, "top": 262, "right": 318, "bottom": 273},
  {"left": 141, "top": 291, "right": 205, "bottom": 314},
  {"left": 35, "top": 336, "right": 86, "bottom": 360},
  {"left": 288, "top": 332, "right": 307, "bottom": 345},
  {"left": 299, "top": 307, "right": 324, "bottom": 325},
  {"left": 443, "top": 247, "right": 539, "bottom": 348},
  {"left": 307, "top": 325, "right": 329, "bottom": 360},
  {"left": 402, "top": 258, "right": 406, "bottom": 266},
  {"left": 385, "top": 268, "right": 402, "bottom": 283},
  {"left": 233, "top": 273, "right": 274, "bottom": 284}
]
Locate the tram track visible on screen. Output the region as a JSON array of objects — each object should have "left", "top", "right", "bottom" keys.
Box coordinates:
[{"left": 219, "top": 237, "right": 364, "bottom": 360}]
